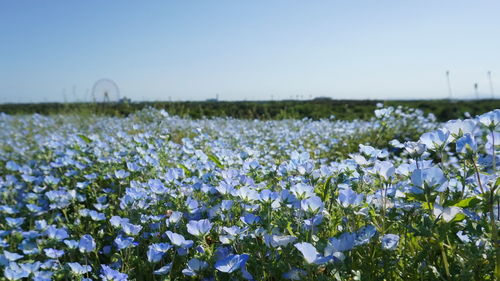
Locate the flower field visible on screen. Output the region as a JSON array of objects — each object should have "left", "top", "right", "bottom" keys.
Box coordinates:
[{"left": 0, "top": 106, "right": 498, "bottom": 280}]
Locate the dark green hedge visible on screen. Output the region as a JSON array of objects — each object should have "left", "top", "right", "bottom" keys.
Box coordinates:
[{"left": 1, "top": 99, "right": 498, "bottom": 121}]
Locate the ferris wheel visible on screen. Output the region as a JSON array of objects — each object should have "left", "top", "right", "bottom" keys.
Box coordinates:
[{"left": 92, "top": 79, "right": 120, "bottom": 103}]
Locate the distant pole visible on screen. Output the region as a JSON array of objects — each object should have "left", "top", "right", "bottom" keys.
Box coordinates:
[
  {"left": 62, "top": 88, "right": 67, "bottom": 103},
  {"left": 488, "top": 71, "right": 495, "bottom": 99},
  {"left": 446, "top": 70, "right": 452, "bottom": 99},
  {"left": 474, "top": 83, "right": 479, "bottom": 99},
  {"left": 72, "top": 85, "right": 77, "bottom": 102}
]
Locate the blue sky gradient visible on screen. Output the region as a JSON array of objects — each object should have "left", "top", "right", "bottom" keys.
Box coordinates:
[{"left": 1, "top": 0, "right": 499, "bottom": 102}]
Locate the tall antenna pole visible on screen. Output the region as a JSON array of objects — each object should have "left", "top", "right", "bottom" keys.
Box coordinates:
[
  {"left": 488, "top": 71, "right": 495, "bottom": 99},
  {"left": 474, "top": 83, "right": 479, "bottom": 99},
  {"left": 446, "top": 70, "right": 452, "bottom": 99},
  {"left": 72, "top": 85, "right": 77, "bottom": 102},
  {"left": 62, "top": 88, "right": 67, "bottom": 103}
]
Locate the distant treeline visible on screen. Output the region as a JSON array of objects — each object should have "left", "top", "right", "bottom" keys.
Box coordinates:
[{"left": 1, "top": 99, "right": 499, "bottom": 121}]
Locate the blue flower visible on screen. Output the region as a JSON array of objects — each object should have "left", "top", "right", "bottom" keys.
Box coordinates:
[
  {"left": 114, "top": 170, "right": 130, "bottom": 179},
  {"left": 126, "top": 161, "right": 141, "bottom": 172},
  {"left": 354, "top": 225, "right": 377, "bottom": 246},
  {"left": 67, "top": 262, "right": 92, "bottom": 274},
  {"left": 33, "top": 270, "right": 54, "bottom": 281},
  {"left": 165, "top": 211, "right": 183, "bottom": 227},
  {"left": 433, "top": 204, "right": 462, "bottom": 222},
  {"left": 220, "top": 200, "right": 234, "bottom": 211},
  {"left": 121, "top": 222, "right": 142, "bottom": 236},
  {"left": 223, "top": 226, "right": 247, "bottom": 237},
  {"left": 148, "top": 179, "right": 168, "bottom": 194},
  {"left": 419, "top": 129, "right": 450, "bottom": 150},
  {"left": 282, "top": 268, "right": 307, "bottom": 280},
  {"left": 456, "top": 133, "right": 478, "bottom": 154},
  {"left": 4, "top": 262, "right": 30, "bottom": 280},
  {"left": 110, "top": 216, "right": 128, "bottom": 228},
  {"left": 35, "top": 220, "right": 47, "bottom": 231},
  {"left": 182, "top": 258, "right": 208, "bottom": 276},
  {"left": 456, "top": 231, "right": 471, "bottom": 243},
  {"left": 114, "top": 235, "right": 136, "bottom": 250},
  {"left": 44, "top": 190, "right": 72, "bottom": 209},
  {"left": 290, "top": 183, "right": 314, "bottom": 199},
  {"left": 5, "top": 217, "right": 25, "bottom": 228},
  {"left": 478, "top": 109, "right": 500, "bottom": 128},
  {"left": 300, "top": 196, "right": 324, "bottom": 214},
  {"left": 88, "top": 210, "right": 106, "bottom": 221},
  {"left": 100, "top": 265, "right": 128, "bottom": 281},
  {"left": 240, "top": 213, "right": 261, "bottom": 225},
  {"left": 444, "top": 119, "right": 477, "bottom": 137},
  {"left": 44, "top": 248, "right": 65, "bottom": 258},
  {"left": 294, "top": 242, "right": 331, "bottom": 265},
  {"left": 187, "top": 219, "right": 213, "bottom": 237},
  {"left": 19, "top": 261, "right": 41, "bottom": 275},
  {"left": 165, "top": 231, "right": 193, "bottom": 248},
  {"left": 259, "top": 189, "right": 279, "bottom": 204},
  {"left": 64, "top": 239, "right": 79, "bottom": 249},
  {"left": 338, "top": 187, "right": 363, "bottom": 208},
  {"left": 264, "top": 234, "right": 297, "bottom": 248},
  {"left": 325, "top": 232, "right": 356, "bottom": 254},
  {"left": 372, "top": 161, "right": 395, "bottom": 180},
  {"left": 5, "top": 160, "right": 20, "bottom": 171},
  {"left": 45, "top": 226, "right": 69, "bottom": 241},
  {"left": 186, "top": 197, "right": 201, "bottom": 213},
  {"left": 303, "top": 214, "right": 324, "bottom": 230},
  {"left": 79, "top": 234, "right": 96, "bottom": 253},
  {"left": 153, "top": 263, "right": 173, "bottom": 275},
  {"left": 18, "top": 240, "right": 39, "bottom": 255},
  {"left": 147, "top": 243, "right": 172, "bottom": 263},
  {"left": 215, "top": 254, "right": 249, "bottom": 273},
  {"left": 410, "top": 166, "right": 447, "bottom": 191},
  {"left": 237, "top": 186, "right": 260, "bottom": 202},
  {"left": 3, "top": 251, "right": 24, "bottom": 262},
  {"left": 380, "top": 234, "right": 399, "bottom": 250}
]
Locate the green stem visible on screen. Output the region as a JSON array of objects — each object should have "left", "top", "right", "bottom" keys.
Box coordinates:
[
  {"left": 492, "top": 130, "right": 496, "bottom": 173},
  {"left": 471, "top": 158, "right": 485, "bottom": 194},
  {"left": 489, "top": 190, "right": 500, "bottom": 280},
  {"left": 439, "top": 242, "right": 451, "bottom": 280}
]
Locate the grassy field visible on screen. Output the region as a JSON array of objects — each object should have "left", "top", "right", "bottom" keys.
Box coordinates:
[{"left": 1, "top": 98, "right": 499, "bottom": 121}]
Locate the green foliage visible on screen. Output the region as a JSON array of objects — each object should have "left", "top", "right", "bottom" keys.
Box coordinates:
[{"left": 2, "top": 99, "right": 500, "bottom": 121}]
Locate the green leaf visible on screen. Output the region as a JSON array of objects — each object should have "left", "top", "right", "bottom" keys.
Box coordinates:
[
  {"left": 322, "top": 175, "right": 334, "bottom": 202},
  {"left": 451, "top": 213, "right": 466, "bottom": 222},
  {"left": 452, "top": 196, "right": 481, "bottom": 208},
  {"left": 207, "top": 153, "right": 224, "bottom": 169},
  {"left": 405, "top": 192, "right": 426, "bottom": 202},
  {"left": 422, "top": 202, "right": 433, "bottom": 210},
  {"left": 286, "top": 221, "right": 295, "bottom": 236},
  {"left": 77, "top": 134, "right": 92, "bottom": 143},
  {"left": 178, "top": 164, "right": 191, "bottom": 177}
]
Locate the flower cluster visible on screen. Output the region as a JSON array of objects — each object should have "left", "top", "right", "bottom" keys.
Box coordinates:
[{"left": 0, "top": 107, "right": 498, "bottom": 280}]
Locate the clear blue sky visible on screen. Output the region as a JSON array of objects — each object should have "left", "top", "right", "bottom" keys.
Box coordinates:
[{"left": 1, "top": 0, "right": 499, "bottom": 103}]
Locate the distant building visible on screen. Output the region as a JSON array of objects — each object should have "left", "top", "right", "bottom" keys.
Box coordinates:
[{"left": 118, "top": 97, "right": 132, "bottom": 104}]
